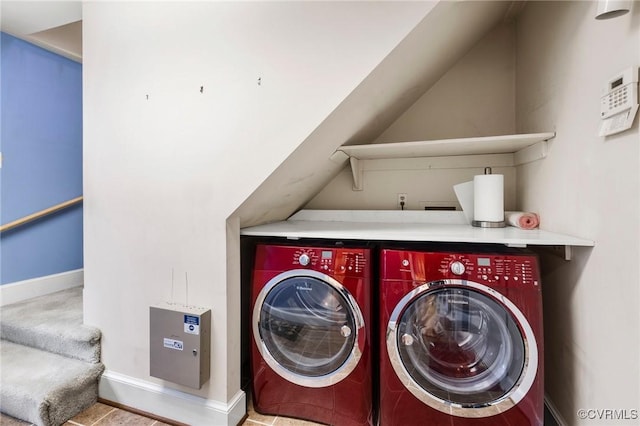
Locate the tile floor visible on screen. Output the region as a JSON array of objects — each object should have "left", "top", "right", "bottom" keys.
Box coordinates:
[
  {"left": 0, "top": 398, "right": 557, "bottom": 425},
  {"left": 0, "top": 399, "right": 320, "bottom": 426},
  {"left": 0, "top": 403, "right": 171, "bottom": 426},
  {"left": 242, "top": 396, "right": 321, "bottom": 426}
]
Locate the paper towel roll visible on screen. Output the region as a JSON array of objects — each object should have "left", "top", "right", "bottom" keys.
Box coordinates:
[
  {"left": 453, "top": 181, "right": 474, "bottom": 224},
  {"left": 473, "top": 173, "right": 504, "bottom": 223},
  {"left": 505, "top": 211, "right": 540, "bottom": 229}
]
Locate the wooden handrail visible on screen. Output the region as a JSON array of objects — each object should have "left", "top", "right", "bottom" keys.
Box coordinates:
[{"left": 0, "top": 196, "right": 83, "bottom": 233}]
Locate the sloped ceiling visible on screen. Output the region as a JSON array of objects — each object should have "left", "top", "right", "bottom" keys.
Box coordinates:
[
  {"left": 235, "top": 0, "right": 516, "bottom": 227},
  {"left": 2, "top": 0, "right": 522, "bottom": 228},
  {"left": 0, "top": 1, "right": 82, "bottom": 62}
]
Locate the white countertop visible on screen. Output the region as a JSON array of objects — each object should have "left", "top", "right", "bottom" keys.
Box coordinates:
[{"left": 240, "top": 210, "right": 595, "bottom": 248}]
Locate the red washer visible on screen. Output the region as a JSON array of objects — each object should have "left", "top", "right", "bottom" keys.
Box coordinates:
[
  {"left": 379, "top": 248, "right": 544, "bottom": 425},
  {"left": 251, "top": 244, "right": 373, "bottom": 425}
]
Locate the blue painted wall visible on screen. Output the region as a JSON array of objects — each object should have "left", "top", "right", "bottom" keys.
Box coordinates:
[{"left": 1, "top": 32, "right": 83, "bottom": 284}]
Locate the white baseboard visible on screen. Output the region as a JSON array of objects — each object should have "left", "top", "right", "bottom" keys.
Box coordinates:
[
  {"left": 0, "top": 269, "right": 84, "bottom": 306},
  {"left": 99, "top": 370, "right": 246, "bottom": 426},
  {"left": 545, "top": 393, "right": 568, "bottom": 426}
]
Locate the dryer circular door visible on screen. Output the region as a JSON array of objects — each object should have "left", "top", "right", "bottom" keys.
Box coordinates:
[
  {"left": 386, "top": 279, "right": 538, "bottom": 418},
  {"left": 253, "top": 269, "right": 365, "bottom": 388}
]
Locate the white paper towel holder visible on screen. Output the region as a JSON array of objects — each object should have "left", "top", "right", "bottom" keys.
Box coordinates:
[{"left": 472, "top": 167, "right": 506, "bottom": 228}]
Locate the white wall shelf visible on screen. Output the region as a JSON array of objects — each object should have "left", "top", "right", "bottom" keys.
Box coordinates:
[
  {"left": 240, "top": 210, "right": 594, "bottom": 260},
  {"left": 335, "top": 132, "right": 555, "bottom": 190}
]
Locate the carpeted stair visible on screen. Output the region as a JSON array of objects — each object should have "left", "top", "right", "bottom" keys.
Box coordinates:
[{"left": 0, "top": 287, "right": 105, "bottom": 426}]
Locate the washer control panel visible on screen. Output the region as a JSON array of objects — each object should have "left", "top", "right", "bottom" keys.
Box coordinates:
[
  {"left": 256, "top": 245, "right": 369, "bottom": 277},
  {"left": 293, "top": 248, "right": 367, "bottom": 275}
]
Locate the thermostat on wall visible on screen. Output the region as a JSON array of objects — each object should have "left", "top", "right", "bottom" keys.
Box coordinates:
[{"left": 150, "top": 302, "right": 211, "bottom": 389}]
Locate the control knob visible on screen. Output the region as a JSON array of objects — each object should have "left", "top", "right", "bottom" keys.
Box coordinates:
[
  {"left": 450, "top": 261, "right": 466, "bottom": 275},
  {"left": 299, "top": 254, "right": 310, "bottom": 266}
]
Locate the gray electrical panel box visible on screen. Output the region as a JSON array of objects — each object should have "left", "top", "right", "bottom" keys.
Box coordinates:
[{"left": 149, "top": 303, "right": 211, "bottom": 389}]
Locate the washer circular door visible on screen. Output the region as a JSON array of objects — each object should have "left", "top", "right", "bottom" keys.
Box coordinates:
[
  {"left": 387, "top": 280, "right": 538, "bottom": 418},
  {"left": 253, "top": 269, "right": 365, "bottom": 388}
]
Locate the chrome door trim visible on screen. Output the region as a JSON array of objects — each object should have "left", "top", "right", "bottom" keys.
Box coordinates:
[
  {"left": 253, "top": 269, "right": 365, "bottom": 388},
  {"left": 386, "top": 279, "right": 538, "bottom": 418}
]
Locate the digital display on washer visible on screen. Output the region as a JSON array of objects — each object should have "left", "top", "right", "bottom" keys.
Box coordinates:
[
  {"left": 322, "top": 250, "right": 332, "bottom": 259},
  {"left": 477, "top": 258, "right": 491, "bottom": 266}
]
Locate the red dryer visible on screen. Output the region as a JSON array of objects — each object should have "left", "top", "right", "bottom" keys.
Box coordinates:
[
  {"left": 379, "top": 248, "right": 544, "bottom": 425},
  {"left": 251, "top": 243, "right": 373, "bottom": 425}
]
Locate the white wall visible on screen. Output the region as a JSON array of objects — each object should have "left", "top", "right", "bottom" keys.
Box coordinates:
[
  {"left": 306, "top": 24, "right": 517, "bottom": 211},
  {"left": 306, "top": 154, "right": 518, "bottom": 211},
  {"left": 375, "top": 23, "right": 516, "bottom": 143},
  {"left": 516, "top": 2, "right": 639, "bottom": 425},
  {"left": 82, "top": 2, "right": 433, "bottom": 423}
]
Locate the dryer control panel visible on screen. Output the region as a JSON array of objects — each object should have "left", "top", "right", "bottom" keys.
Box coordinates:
[
  {"left": 382, "top": 249, "right": 540, "bottom": 288},
  {"left": 439, "top": 254, "right": 538, "bottom": 287}
]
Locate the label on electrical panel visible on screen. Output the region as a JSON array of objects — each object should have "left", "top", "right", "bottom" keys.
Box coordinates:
[
  {"left": 184, "top": 315, "right": 200, "bottom": 335},
  {"left": 163, "top": 338, "right": 184, "bottom": 351}
]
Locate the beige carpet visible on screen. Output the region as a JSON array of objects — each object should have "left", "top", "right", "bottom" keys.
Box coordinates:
[{"left": 0, "top": 287, "right": 104, "bottom": 425}]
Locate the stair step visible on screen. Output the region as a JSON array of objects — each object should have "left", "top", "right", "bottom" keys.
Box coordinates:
[
  {"left": 0, "top": 287, "right": 101, "bottom": 363},
  {"left": 0, "top": 340, "right": 105, "bottom": 426}
]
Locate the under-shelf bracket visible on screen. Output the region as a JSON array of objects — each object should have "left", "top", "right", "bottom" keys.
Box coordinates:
[
  {"left": 564, "top": 245, "right": 572, "bottom": 261},
  {"left": 505, "top": 243, "right": 527, "bottom": 248},
  {"left": 537, "top": 245, "right": 573, "bottom": 261},
  {"left": 557, "top": 245, "right": 572, "bottom": 261},
  {"left": 350, "top": 157, "right": 364, "bottom": 191},
  {"left": 507, "top": 242, "right": 573, "bottom": 260},
  {"left": 514, "top": 141, "right": 549, "bottom": 165}
]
